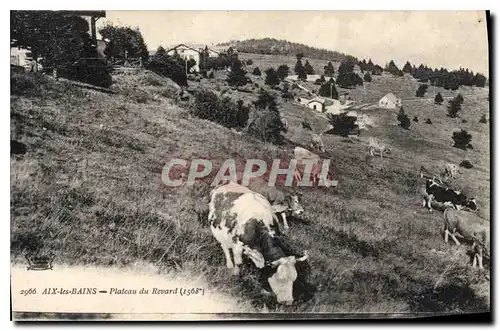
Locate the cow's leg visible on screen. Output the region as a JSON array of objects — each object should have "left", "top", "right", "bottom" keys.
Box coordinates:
[
  {"left": 221, "top": 245, "right": 234, "bottom": 270},
  {"left": 444, "top": 228, "right": 449, "bottom": 243},
  {"left": 281, "top": 212, "right": 289, "bottom": 231},
  {"left": 427, "top": 196, "right": 434, "bottom": 211},
  {"left": 450, "top": 232, "right": 461, "bottom": 246},
  {"left": 232, "top": 242, "right": 244, "bottom": 276},
  {"left": 478, "top": 250, "right": 484, "bottom": 270}
]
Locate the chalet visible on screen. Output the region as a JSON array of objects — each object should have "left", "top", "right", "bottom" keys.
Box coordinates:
[
  {"left": 307, "top": 98, "right": 326, "bottom": 112},
  {"left": 379, "top": 92, "right": 402, "bottom": 109}
]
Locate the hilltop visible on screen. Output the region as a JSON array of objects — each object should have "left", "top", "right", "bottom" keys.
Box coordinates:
[
  {"left": 10, "top": 55, "right": 490, "bottom": 316},
  {"left": 218, "top": 38, "right": 357, "bottom": 63}
]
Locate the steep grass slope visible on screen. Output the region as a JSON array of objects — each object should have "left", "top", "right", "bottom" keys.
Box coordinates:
[{"left": 10, "top": 68, "right": 490, "bottom": 316}]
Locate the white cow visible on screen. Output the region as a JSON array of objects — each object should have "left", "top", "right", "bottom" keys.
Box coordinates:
[
  {"left": 443, "top": 208, "right": 490, "bottom": 270},
  {"left": 444, "top": 163, "right": 460, "bottom": 179},
  {"left": 369, "top": 137, "right": 391, "bottom": 159},
  {"left": 208, "top": 182, "right": 308, "bottom": 305},
  {"left": 310, "top": 134, "right": 325, "bottom": 152}
]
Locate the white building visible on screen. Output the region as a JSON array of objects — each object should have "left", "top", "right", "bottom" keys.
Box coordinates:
[
  {"left": 307, "top": 98, "right": 325, "bottom": 112},
  {"left": 379, "top": 92, "right": 402, "bottom": 109}
]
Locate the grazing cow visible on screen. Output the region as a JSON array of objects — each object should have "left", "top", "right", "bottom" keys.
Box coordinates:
[
  {"left": 310, "top": 134, "right": 325, "bottom": 153},
  {"left": 293, "top": 147, "right": 334, "bottom": 187},
  {"left": 443, "top": 209, "right": 490, "bottom": 269},
  {"left": 444, "top": 163, "right": 460, "bottom": 179},
  {"left": 208, "top": 182, "right": 309, "bottom": 305},
  {"left": 368, "top": 137, "right": 391, "bottom": 159},
  {"left": 419, "top": 166, "right": 444, "bottom": 184},
  {"left": 422, "top": 178, "right": 478, "bottom": 212},
  {"left": 265, "top": 187, "right": 305, "bottom": 230}
]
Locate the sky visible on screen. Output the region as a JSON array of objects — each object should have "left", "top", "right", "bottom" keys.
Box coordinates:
[{"left": 99, "top": 11, "right": 489, "bottom": 75}]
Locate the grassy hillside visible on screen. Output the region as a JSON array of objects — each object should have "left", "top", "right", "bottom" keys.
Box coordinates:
[{"left": 10, "top": 63, "right": 490, "bottom": 315}]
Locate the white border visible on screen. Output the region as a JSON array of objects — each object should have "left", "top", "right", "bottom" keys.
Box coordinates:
[{"left": 2, "top": 2, "right": 497, "bottom": 330}]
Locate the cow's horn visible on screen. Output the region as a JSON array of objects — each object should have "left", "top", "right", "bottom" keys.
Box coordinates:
[{"left": 297, "top": 250, "right": 309, "bottom": 262}]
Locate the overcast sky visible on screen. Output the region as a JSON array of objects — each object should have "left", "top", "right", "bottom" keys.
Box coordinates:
[{"left": 101, "top": 11, "right": 489, "bottom": 75}]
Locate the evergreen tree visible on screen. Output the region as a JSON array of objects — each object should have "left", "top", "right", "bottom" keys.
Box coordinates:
[
  {"left": 252, "top": 67, "right": 261, "bottom": 76},
  {"left": 452, "top": 129, "right": 472, "bottom": 149},
  {"left": 227, "top": 60, "right": 250, "bottom": 87},
  {"left": 397, "top": 107, "right": 411, "bottom": 129},
  {"left": 304, "top": 60, "right": 315, "bottom": 75},
  {"left": 434, "top": 92, "right": 444, "bottom": 105},
  {"left": 447, "top": 97, "right": 462, "bottom": 118},
  {"left": 264, "top": 68, "right": 280, "bottom": 87},
  {"left": 318, "top": 78, "right": 338, "bottom": 99},
  {"left": 415, "top": 84, "right": 428, "bottom": 97},
  {"left": 402, "top": 61, "right": 413, "bottom": 74},
  {"left": 295, "top": 60, "right": 307, "bottom": 80},
  {"left": 324, "top": 61, "right": 335, "bottom": 76},
  {"left": 276, "top": 64, "right": 289, "bottom": 80}
]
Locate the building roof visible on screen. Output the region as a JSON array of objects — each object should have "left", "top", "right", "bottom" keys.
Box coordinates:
[
  {"left": 381, "top": 92, "right": 400, "bottom": 103},
  {"left": 308, "top": 98, "right": 325, "bottom": 105},
  {"left": 166, "top": 43, "right": 203, "bottom": 54}
]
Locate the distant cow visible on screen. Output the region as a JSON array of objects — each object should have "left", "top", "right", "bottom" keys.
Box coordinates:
[
  {"left": 208, "top": 182, "right": 309, "bottom": 305},
  {"left": 444, "top": 163, "right": 460, "bottom": 179},
  {"left": 421, "top": 178, "right": 478, "bottom": 212},
  {"left": 310, "top": 134, "right": 325, "bottom": 153},
  {"left": 368, "top": 137, "right": 391, "bottom": 159},
  {"left": 293, "top": 147, "right": 335, "bottom": 187},
  {"left": 443, "top": 209, "right": 490, "bottom": 269},
  {"left": 266, "top": 187, "right": 305, "bottom": 230}
]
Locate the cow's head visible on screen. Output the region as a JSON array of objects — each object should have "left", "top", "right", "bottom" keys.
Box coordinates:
[
  {"left": 466, "top": 198, "right": 478, "bottom": 211},
  {"left": 285, "top": 193, "right": 304, "bottom": 217},
  {"left": 266, "top": 251, "right": 308, "bottom": 305}
]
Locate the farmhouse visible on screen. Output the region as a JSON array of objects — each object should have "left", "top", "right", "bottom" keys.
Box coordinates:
[
  {"left": 307, "top": 98, "right": 326, "bottom": 112},
  {"left": 379, "top": 92, "right": 402, "bottom": 109},
  {"left": 166, "top": 44, "right": 203, "bottom": 73}
]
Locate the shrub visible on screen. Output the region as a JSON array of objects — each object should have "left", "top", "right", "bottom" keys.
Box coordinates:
[
  {"left": 461, "top": 119, "right": 467, "bottom": 123},
  {"left": 253, "top": 89, "right": 278, "bottom": 112},
  {"left": 459, "top": 160, "right": 473, "bottom": 169},
  {"left": 302, "top": 120, "right": 312, "bottom": 130},
  {"left": 11, "top": 72, "right": 48, "bottom": 96},
  {"left": 264, "top": 68, "right": 280, "bottom": 87},
  {"left": 397, "top": 107, "right": 411, "bottom": 129},
  {"left": 327, "top": 113, "right": 357, "bottom": 137},
  {"left": 434, "top": 92, "right": 444, "bottom": 105},
  {"left": 415, "top": 84, "right": 428, "bottom": 97},
  {"left": 191, "top": 90, "right": 249, "bottom": 129},
  {"left": 252, "top": 67, "right": 262, "bottom": 76},
  {"left": 425, "top": 118, "right": 432, "bottom": 124},
  {"left": 413, "top": 116, "right": 419, "bottom": 122},
  {"left": 447, "top": 97, "right": 462, "bottom": 118},
  {"left": 452, "top": 129, "right": 472, "bottom": 150},
  {"left": 479, "top": 114, "right": 488, "bottom": 123},
  {"left": 208, "top": 71, "right": 214, "bottom": 79},
  {"left": 363, "top": 72, "right": 372, "bottom": 82},
  {"left": 246, "top": 59, "right": 253, "bottom": 66},
  {"left": 277, "top": 64, "right": 290, "bottom": 81},
  {"left": 281, "top": 83, "right": 293, "bottom": 101},
  {"left": 247, "top": 111, "right": 287, "bottom": 145},
  {"left": 456, "top": 93, "right": 464, "bottom": 104}
]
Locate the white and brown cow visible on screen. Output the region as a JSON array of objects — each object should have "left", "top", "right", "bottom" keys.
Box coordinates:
[
  {"left": 443, "top": 208, "right": 490, "bottom": 270},
  {"left": 208, "top": 182, "right": 309, "bottom": 305},
  {"left": 368, "top": 137, "right": 391, "bottom": 159}
]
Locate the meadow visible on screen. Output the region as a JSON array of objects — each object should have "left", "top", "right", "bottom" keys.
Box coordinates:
[{"left": 10, "top": 55, "right": 490, "bottom": 316}]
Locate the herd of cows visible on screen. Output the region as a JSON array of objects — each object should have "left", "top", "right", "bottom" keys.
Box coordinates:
[{"left": 202, "top": 127, "right": 490, "bottom": 306}]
